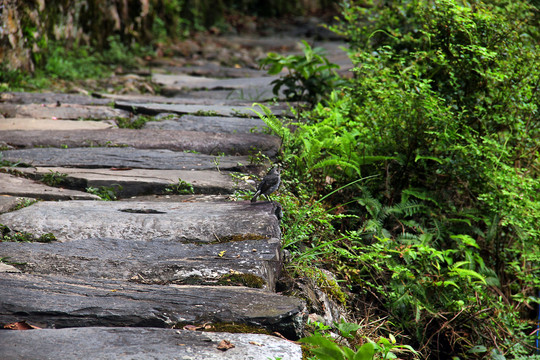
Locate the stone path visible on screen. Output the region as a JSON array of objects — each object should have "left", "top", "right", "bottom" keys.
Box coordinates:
[{"left": 0, "top": 34, "right": 349, "bottom": 359}]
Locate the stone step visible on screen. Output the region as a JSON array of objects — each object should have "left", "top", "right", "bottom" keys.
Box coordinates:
[
  {"left": 143, "top": 114, "right": 267, "bottom": 134},
  {"left": 0, "top": 172, "right": 101, "bottom": 201},
  {"left": 13, "top": 167, "right": 252, "bottom": 197},
  {"left": 0, "top": 327, "right": 302, "bottom": 360},
  {"left": 1, "top": 147, "right": 252, "bottom": 170},
  {"left": 152, "top": 74, "right": 277, "bottom": 91},
  {"left": 0, "top": 273, "right": 305, "bottom": 338},
  {"left": 0, "top": 129, "right": 280, "bottom": 156},
  {"left": 0, "top": 236, "right": 281, "bottom": 290},
  {"left": 0, "top": 200, "right": 281, "bottom": 243},
  {"left": 0, "top": 91, "right": 111, "bottom": 105},
  {"left": 0, "top": 103, "right": 128, "bottom": 119},
  {"left": 0, "top": 117, "right": 116, "bottom": 131}
]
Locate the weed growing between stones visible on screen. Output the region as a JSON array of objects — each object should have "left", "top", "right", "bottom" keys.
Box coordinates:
[
  {"left": 13, "top": 198, "right": 38, "bottom": 211},
  {"left": 40, "top": 170, "right": 68, "bottom": 187},
  {"left": 165, "top": 179, "right": 194, "bottom": 195},
  {"left": 86, "top": 185, "right": 122, "bottom": 201},
  {"left": 0, "top": 224, "right": 56, "bottom": 243},
  {"left": 115, "top": 115, "right": 160, "bottom": 129}
]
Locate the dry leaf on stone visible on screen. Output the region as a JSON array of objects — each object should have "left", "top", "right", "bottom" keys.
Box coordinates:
[
  {"left": 183, "top": 324, "right": 200, "bottom": 331},
  {"left": 217, "top": 340, "right": 235, "bottom": 351},
  {"left": 4, "top": 321, "right": 41, "bottom": 330}
]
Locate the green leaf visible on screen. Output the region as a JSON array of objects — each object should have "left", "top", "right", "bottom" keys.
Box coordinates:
[{"left": 354, "top": 342, "right": 375, "bottom": 360}]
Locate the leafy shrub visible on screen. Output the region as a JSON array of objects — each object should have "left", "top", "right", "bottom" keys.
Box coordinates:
[{"left": 258, "top": 0, "right": 539, "bottom": 357}]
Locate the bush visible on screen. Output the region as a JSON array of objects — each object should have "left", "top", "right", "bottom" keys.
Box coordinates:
[{"left": 260, "top": 0, "right": 539, "bottom": 357}]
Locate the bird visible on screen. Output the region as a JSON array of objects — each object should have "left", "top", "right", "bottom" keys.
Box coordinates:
[{"left": 251, "top": 167, "right": 281, "bottom": 203}]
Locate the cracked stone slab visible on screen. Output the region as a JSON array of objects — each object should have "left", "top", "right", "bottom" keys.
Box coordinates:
[
  {"left": 0, "top": 117, "right": 116, "bottom": 130},
  {"left": 94, "top": 92, "right": 253, "bottom": 106},
  {"left": 0, "top": 129, "right": 280, "bottom": 156},
  {"left": 0, "top": 327, "right": 302, "bottom": 360},
  {"left": 0, "top": 147, "right": 251, "bottom": 170},
  {"left": 0, "top": 237, "right": 281, "bottom": 290},
  {"left": 143, "top": 114, "right": 267, "bottom": 134},
  {"left": 0, "top": 200, "right": 281, "bottom": 243},
  {"left": 0, "top": 103, "right": 128, "bottom": 119},
  {"left": 0, "top": 273, "right": 305, "bottom": 338},
  {"left": 13, "top": 167, "right": 252, "bottom": 197},
  {"left": 0, "top": 172, "right": 101, "bottom": 201}
]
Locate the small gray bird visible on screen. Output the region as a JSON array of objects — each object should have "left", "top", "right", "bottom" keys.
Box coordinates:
[{"left": 251, "top": 167, "right": 281, "bottom": 203}]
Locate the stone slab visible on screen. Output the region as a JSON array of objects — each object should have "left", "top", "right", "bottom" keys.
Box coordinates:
[
  {"left": 0, "top": 147, "right": 252, "bottom": 170},
  {"left": 14, "top": 167, "right": 251, "bottom": 196},
  {"left": 115, "top": 101, "right": 268, "bottom": 117},
  {"left": 0, "top": 129, "right": 280, "bottom": 156},
  {"left": 95, "top": 92, "right": 252, "bottom": 106},
  {"left": 0, "top": 200, "right": 281, "bottom": 243},
  {"left": 152, "top": 74, "right": 278, "bottom": 91},
  {"left": 0, "top": 327, "right": 302, "bottom": 360},
  {"left": 0, "top": 172, "right": 101, "bottom": 201},
  {"left": 0, "top": 117, "right": 116, "bottom": 130},
  {"left": 0, "top": 237, "right": 281, "bottom": 290},
  {"left": 0, "top": 195, "right": 34, "bottom": 214},
  {"left": 143, "top": 114, "right": 266, "bottom": 134},
  {"left": 0, "top": 273, "right": 305, "bottom": 337},
  {"left": 0, "top": 92, "right": 112, "bottom": 105},
  {"left": 0, "top": 103, "right": 128, "bottom": 119}
]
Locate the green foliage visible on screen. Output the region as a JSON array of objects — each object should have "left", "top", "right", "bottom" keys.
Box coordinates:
[
  {"left": 262, "top": 0, "right": 539, "bottom": 357},
  {"left": 41, "top": 170, "right": 68, "bottom": 187},
  {"left": 259, "top": 40, "right": 344, "bottom": 104},
  {"left": 1, "top": 224, "right": 56, "bottom": 243},
  {"left": 86, "top": 185, "right": 122, "bottom": 201},
  {"left": 300, "top": 320, "right": 418, "bottom": 360},
  {"left": 165, "top": 179, "right": 194, "bottom": 195},
  {"left": 115, "top": 115, "right": 159, "bottom": 129}
]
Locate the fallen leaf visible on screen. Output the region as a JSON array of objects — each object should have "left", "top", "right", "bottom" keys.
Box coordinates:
[
  {"left": 218, "top": 250, "right": 226, "bottom": 257},
  {"left": 183, "top": 324, "right": 200, "bottom": 331},
  {"left": 217, "top": 340, "right": 235, "bottom": 351},
  {"left": 249, "top": 341, "right": 262, "bottom": 346},
  {"left": 4, "top": 321, "right": 41, "bottom": 330}
]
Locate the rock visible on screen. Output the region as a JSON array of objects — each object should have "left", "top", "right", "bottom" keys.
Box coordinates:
[
  {"left": 0, "top": 273, "right": 306, "bottom": 338},
  {"left": 0, "top": 117, "right": 116, "bottom": 130},
  {"left": 0, "top": 172, "right": 101, "bottom": 201},
  {"left": 114, "top": 101, "right": 265, "bottom": 117},
  {"left": 0, "top": 327, "right": 303, "bottom": 360},
  {"left": 0, "top": 195, "right": 34, "bottom": 214},
  {"left": 0, "top": 129, "right": 280, "bottom": 156},
  {"left": 0, "top": 237, "right": 282, "bottom": 290},
  {"left": 152, "top": 74, "right": 278, "bottom": 92},
  {"left": 0, "top": 92, "right": 112, "bottom": 105},
  {"left": 0, "top": 147, "right": 252, "bottom": 170},
  {"left": 0, "top": 200, "right": 281, "bottom": 243},
  {"left": 143, "top": 114, "right": 267, "bottom": 134},
  {"left": 13, "top": 167, "right": 251, "bottom": 197},
  {"left": 0, "top": 263, "right": 21, "bottom": 273},
  {"left": 0, "top": 103, "right": 128, "bottom": 119}
]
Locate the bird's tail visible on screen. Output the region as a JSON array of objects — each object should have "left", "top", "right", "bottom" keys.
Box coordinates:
[{"left": 251, "top": 191, "right": 260, "bottom": 203}]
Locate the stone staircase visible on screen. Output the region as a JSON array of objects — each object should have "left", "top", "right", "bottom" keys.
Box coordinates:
[{"left": 0, "top": 34, "right": 350, "bottom": 359}]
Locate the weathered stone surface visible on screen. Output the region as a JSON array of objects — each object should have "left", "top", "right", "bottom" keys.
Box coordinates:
[
  {"left": 0, "top": 172, "right": 101, "bottom": 201},
  {"left": 0, "top": 103, "right": 128, "bottom": 119},
  {"left": 115, "top": 101, "right": 262, "bottom": 117},
  {"left": 164, "top": 63, "right": 266, "bottom": 78},
  {"left": 0, "top": 92, "right": 111, "bottom": 105},
  {"left": 0, "top": 200, "right": 281, "bottom": 243},
  {"left": 152, "top": 74, "right": 278, "bottom": 91},
  {"left": 0, "top": 147, "right": 251, "bottom": 170},
  {"left": 0, "top": 195, "right": 33, "bottom": 214},
  {"left": 0, "top": 237, "right": 281, "bottom": 290},
  {"left": 0, "top": 327, "right": 303, "bottom": 360},
  {"left": 0, "top": 273, "right": 305, "bottom": 337},
  {"left": 0, "top": 117, "right": 116, "bottom": 130},
  {"left": 0, "top": 129, "right": 280, "bottom": 156},
  {"left": 144, "top": 114, "right": 267, "bottom": 134},
  {"left": 14, "top": 167, "right": 252, "bottom": 196},
  {"left": 95, "top": 92, "right": 252, "bottom": 106}
]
